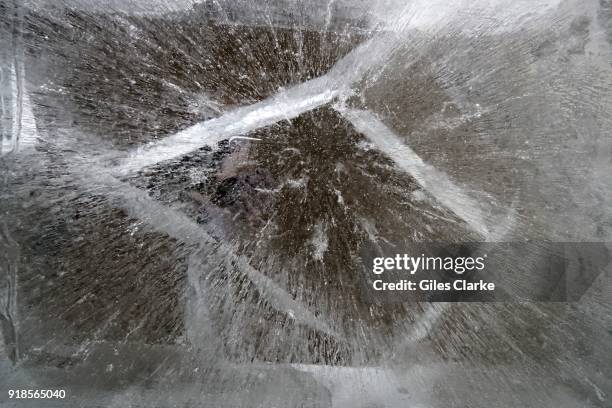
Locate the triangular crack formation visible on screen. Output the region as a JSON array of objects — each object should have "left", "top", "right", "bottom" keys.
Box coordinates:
[{"left": 122, "top": 104, "right": 492, "bottom": 363}]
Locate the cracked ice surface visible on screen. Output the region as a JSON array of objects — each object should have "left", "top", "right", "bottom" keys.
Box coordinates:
[{"left": 2, "top": 0, "right": 612, "bottom": 407}]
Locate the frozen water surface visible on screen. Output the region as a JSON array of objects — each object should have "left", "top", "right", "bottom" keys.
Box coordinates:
[{"left": 1, "top": 0, "right": 612, "bottom": 407}]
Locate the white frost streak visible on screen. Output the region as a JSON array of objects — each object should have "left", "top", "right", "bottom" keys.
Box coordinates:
[
  {"left": 338, "top": 108, "right": 491, "bottom": 238},
  {"left": 117, "top": 86, "right": 338, "bottom": 174},
  {"left": 115, "top": 22, "right": 407, "bottom": 174},
  {"left": 2, "top": 62, "right": 37, "bottom": 155},
  {"left": 311, "top": 222, "right": 329, "bottom": 261},
  {"left": 17, "top": 88, "right": 37, "bottom": 151},
  {"left": 74, "top": 166, "right": 340, "bottom": 341}
]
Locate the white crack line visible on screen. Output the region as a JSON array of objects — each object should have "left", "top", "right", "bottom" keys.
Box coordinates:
[
  {"left": 70, "top": 162, "right": 342, "bottom": 343},
  {"left": 336, "top": 107, "right": 496, "bottom": 239},
  {"left": 113, "top": 27, "right": 409, "bottom": 175},
  {"left": 116, "top": 85, "right": 339, "bottom": 175}
]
